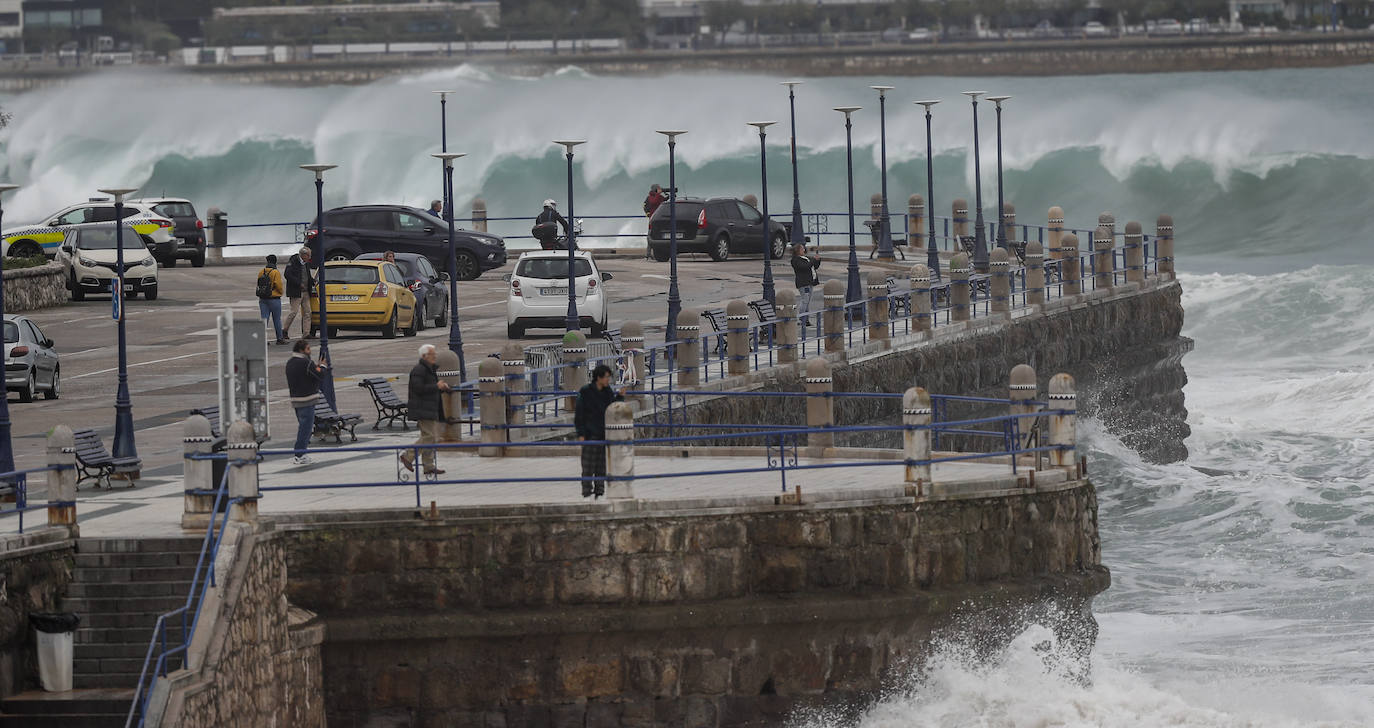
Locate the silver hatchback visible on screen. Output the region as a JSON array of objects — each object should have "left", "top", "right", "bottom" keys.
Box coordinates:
[{"left": 4, "top": 314, "right": 59, "bottom": 402}]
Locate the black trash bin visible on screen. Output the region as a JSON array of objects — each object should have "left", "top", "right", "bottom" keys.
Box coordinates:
[
  {"left": 209, "top": 208, "right": 228, "bottom": 249},
  {"left": 31, "top": 612, "right": 80, "bottom": 692}
]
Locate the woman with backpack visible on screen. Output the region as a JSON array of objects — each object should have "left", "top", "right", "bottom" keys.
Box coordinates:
[{"left": 255, "top": 255, "right": 287, "bottom": 345}]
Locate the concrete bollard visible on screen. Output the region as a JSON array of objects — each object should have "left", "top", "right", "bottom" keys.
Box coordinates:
[
  {"left": 46, "top": 425, "right": 76, "bottom": 528},
  {"left": 908, "top": 194, "right": 925, "bottom": 253},
  {"left": 1124, "top": 221, "right": 1144, "bottom": 284},
  {"left": 726, "top": 299, "right": 751, "bottom": 377},
  {"left": 952, "top": 199, "right": 969, "bottom": 239},
  {"left": 226, "top": 420, "right": 259, "bottom": 523},
  {"left": 822, "top": 280, "right": 846, "bottom": 353},
  {"left": 621, "top": 320, "right": 646, "bottom": 402},
  {"left": 604, "top": 401, "right": 635, "bottom": 500},
  {"left": 500, "top": 343, "right": 527, "bottom": 426},
  {"left": 866, "top": 271, "right": 889, "bottom": 342},
  {"left": 949, "top": 252, "right": 971, "bottom": 322},
  {"left": 1157, "top": 214, "right": 1175, "bottom": 279},
  {"left": 181, "top": 415, "right": 215, "bottom": 528},
  {"left": 1047, "top": 373, "right": 1077, "bottom": 470},
  {"left": 1000, "top": 202, "right": 1016, "bottom": 249},
  {"left": 743, "top": 193, "right": 758, "bottom": 210},
  {"left": 775, "top": 288, "right": 798, "bottom": 364},
  {"left": 1025, "top": 241, "right": 1045, "bottom": 306},
  {"left": 1094, "top": 212, "right": 1115, "bottom": 291},
  {"left": 910, "top": 264, "right": 932, "bottom": 334},
  {"left": 1060, "top": 233, "right": 1082, "bottom": 296},
  {"left": 675, "top": 308, "right": 702, "bottom": 387},
  {"left": 562, "top": 331, "right": 589, "bottom": 413},
  {"left": 471, "top": 198, "right": 488, "bottom": 233},
  {"left": 804, "top": 358, "right": 834, "bottom": 455},
  {"left": 1009, "top": 364, "right": 1038, "bottom": 452},
  {"left": 902, "top": 387, "right": 932, "bottom": 488},
  {"left": 1047, "top": 206, "right": 1065, "bottom": 262},
  {"left": 990, "top": 247, "right": 1011, "bottom": 316},
  {"left": 435, "top": 349, "right": 465, "bottom": 442},
  {"left": 478, "top": 358, "right": 507, "bottom": 457}
]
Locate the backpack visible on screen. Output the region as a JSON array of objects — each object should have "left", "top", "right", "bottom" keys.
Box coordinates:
[{"left": 256, "top": 269, "right": 273, "bottom": 299}]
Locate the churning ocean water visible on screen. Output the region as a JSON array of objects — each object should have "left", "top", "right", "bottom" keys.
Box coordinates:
[{"left": 4, "top": 63, "right": 1372, "bottom": 725}]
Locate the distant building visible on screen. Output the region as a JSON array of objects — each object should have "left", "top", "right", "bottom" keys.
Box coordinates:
[
  {"left": 0, "top": 0, "right": 20, "bottom": 44},
  {"left": 208, "top": 1, "right": 500, "bottom": 44}
]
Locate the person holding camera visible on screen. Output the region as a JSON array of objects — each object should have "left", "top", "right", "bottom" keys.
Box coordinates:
[
  {"left": 285, "top": 339, "right": 329, "bottom": 466},
  {"left": 791, "top": 243, "right": 822, "bottom": 335}
]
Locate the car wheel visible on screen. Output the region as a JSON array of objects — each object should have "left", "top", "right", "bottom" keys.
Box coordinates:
[
  {"left": 144, "top": 287, "right": 158, "bottom": 301},
  {"left": 327, "top": 326, "right": 339, "bottom": 339},
  {"left": 709, "top": 233, "right": 731, "bottom": 262},
  {"left": 404, "top": 307, "right": 418, "bottom": 337},
  {"left": 326, "top": 248, "right": 354, "bottom": 262},
  {"left": 381, "top": 308, "right": 398, "bottom": 339},
  {"left": 651, "top": 247, "right": 669, "bottom": 262},
  {"left": 507, "top": 322, "right": 524, "bottom": 339},
  {"left": 17, "top": 369, "right": 35, "bottom": 403},
  {"left": 44, "top": 368, "right": 60, "bottom": 400},
  {"left": 126, "top": 290, "right": 138, "bottom": 300},
  {"left": 591, "top": 318, "right": 607, "bottom": 336},
  {"left": 70, "top": 274, "right": 85, "bottom": 301},
  {"left": 191, "top": 247, "right": 206, "bottom": 268},
  {"left": 7, "top": 240, "right": 41, "bottom": 259},
  {"left": 415, "top": 302, "right": 426, "bottom": 331},
  {"left": 454, "top": 251, "right": 479, "bottom": 281},
  {"left": 435, "top": 303, "right": 448, "bottom": 328},
  {"left": 770, "top": 232, "right": 787, "bottom": 260},
  {"left": 162, "top": 256, "right": 176, "bottom": 268}
]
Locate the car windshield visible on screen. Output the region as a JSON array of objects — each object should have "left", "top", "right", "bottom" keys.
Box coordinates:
[
  {"left": 75, "top": 229, "right": 146, "bottom": 250},
  {"left": 516, "top": 258, "right": 593, "bottom": 279},
  {"left": 153, "top": 202, "right": 195, "bottom": 218},
  {"left": 3, "top": 321, "right": 16, "bottom": 344},
  {"left": 325, "top": 265, "right": 380, "bottom": 284}
]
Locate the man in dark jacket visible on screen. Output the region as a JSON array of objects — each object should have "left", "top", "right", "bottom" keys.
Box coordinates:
[
  {"left": 574, "top": 364, "right": 624, "bottom": 498},
  {"left": 533, "top": 199, "right": 570, "bottom": 250},
  {"left": 281, "top": 247, "right": 315, "bottom": 340},
  {"left": 284, "top": 339, "right": 329, "bottom": 465},
  {"left": 790, "top": 243, "right": 821, "bottom": 334},
  {"left": 403, "top": 344, "right": 451, "bottom": 475}
]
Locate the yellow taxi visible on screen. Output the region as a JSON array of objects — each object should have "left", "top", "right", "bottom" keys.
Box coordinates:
[{"left": 310, "top": 259, "right": 418, "bottom": 339}]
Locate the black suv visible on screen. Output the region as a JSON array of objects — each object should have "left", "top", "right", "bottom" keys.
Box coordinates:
[
  {"left": 647, "top": 196, "right": 792, "bottom": 262},
  {"left": 306, "top": 205, "right": 507, "bottom": 280},
  {"left": 132, "top": 197, "right": 206, "bottom": 267}
]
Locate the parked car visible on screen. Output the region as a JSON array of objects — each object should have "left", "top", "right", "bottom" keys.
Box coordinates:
[
  {"left": 4, "top": 314, "right": 59, "bottom": 402},
  {"left": 60, "top": 228, "right": 159, "bottom": 301},
  {"left": 908, "top": 27, "right": 934, "bottom": 42},
  {"left": 1184, "top": 18, "right": 1211, "bottom": 34},
  {"left": 504, "top": 251, "right": 611, "bottom": 338},
  {"left": 2, "top": 199, "right": 175, "bottom": 261},
  {"left": 310, "top": 259, "right": 418, "bottom": 339},
  {"left": 305, "top": 205, "right": 506, "bottom": 280},
  {"left": 646, "top": 196, "right": 791, "bottom": 262},
  {"left": 1151, "top": 18, "right": 1184, "bottom": 36},
  {"left": 130, "top": 197, "right": 206, "bottom": 267},
  {"left": 1083, "top": 21, "right": 1110, "bottom": 37},
  {"left": 357, "top": 252, "right": 449, "bottom": 331},
  {"left": 1032, "top": 20, "right": 1061, "bottom": 37}
]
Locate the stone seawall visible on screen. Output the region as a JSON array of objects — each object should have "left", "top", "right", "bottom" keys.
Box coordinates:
[
  {"left": 2, "top": 262, "right": 66, "bottom": 313},
  {"left": 279, "top": 479, "right": 1106, "bottom": 726},
  {"left": 0, "top": 531, "right": 75, "bottom": 699}
]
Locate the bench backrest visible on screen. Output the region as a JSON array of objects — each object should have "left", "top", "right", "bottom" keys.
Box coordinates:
[
  {"left": 189, "top": 406, "right": 223, "bottom": 438},
  {"left": 701, "top": 308, "right": 728, "bottom": 332},
  {"left": 601, "top": 328, "right": 623, "bottom": 353},
  {"left": 71, "top": 429, "right": 111, "bottom": 461},
  {"left": 748, "top": 299, "right": 778, "bottom": 323},
  {"left": 359, "top": 377, "right": 405, "bottom": 406}
]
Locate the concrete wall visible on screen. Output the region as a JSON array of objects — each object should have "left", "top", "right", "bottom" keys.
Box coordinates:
[
  {"left": 0, "top": 530, "right": 75, "bottom": 699},
  {"left": 2, "top": 262, "right": 66, "bottom": 313}
]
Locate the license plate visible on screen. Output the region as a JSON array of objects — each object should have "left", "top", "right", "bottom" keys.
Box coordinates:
[
  {"left": 540, "top": 287, "right": 568, "bottom": 296},
  {"left": 123, "top": 284, "right": 133, "bottom": 292},
  {"left": 655, "top": 231, "right": 670, "bottom": 239},
  {"left": 330, "top": 295, "right": 360, "bottom": 302}
]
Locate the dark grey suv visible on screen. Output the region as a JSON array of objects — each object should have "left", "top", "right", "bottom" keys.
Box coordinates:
[
  {"left": 646, "top": 196, "right": 792, "bottom": 262},
  {"left": 306, "top": 205, "right": 507, "bottom": 280}
]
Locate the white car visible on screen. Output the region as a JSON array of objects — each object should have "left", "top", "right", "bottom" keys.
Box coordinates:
[
  {"left": 1152, "top": 19, "right": 1183, "bottom": 36},
  {"left": 504, "top": 250, "right": 611, "bottom": 338},
  {"left": 1083, "top": 21, "right": 1109, "bottom": 37},
  {"left": 2, "top": 198, "right": 176, "bottom": 261},
  {"left": 60, "top": 227, "right": 160, "bottom": 301}
]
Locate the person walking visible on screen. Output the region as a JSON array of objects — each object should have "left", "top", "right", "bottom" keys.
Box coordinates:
[
  {"left": 402, "top": 344, "right": 451, "bottom": 475},
  {"left": 790, "top": 243, "right": 821, "bottom": 335},
  {"left": 281, "top": 247, "right": 315, "bottom": 340},
  {"left": 574, "top": 363, "right": 624, "bottom": 499},
  {"left": 284, "top": 339, "right": 329, "bottom": 465},
  {"left": 255, "top": 254, "right": 286, "bottom": 344}
]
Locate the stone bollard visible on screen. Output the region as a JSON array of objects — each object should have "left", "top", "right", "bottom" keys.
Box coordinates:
[
  {"left": 604, "top": 401, "right": 635, "bottom": 500},
  {"left": 902, "top": 387, "right": 932, "bottom": 488},
  {"left": 952, "top": 198, "right": 969, "bottom": 239},
  {"left": 1009, "top": 364, "right": 1038, "bottom": 452},
  {"left": 1157, "top": 214, "right": 1175, "bottom": 279},
  {"left": 436, "top": 349, "right": 465, "bottom": 442},
  {"left": 478, "top": 358, "right": 507, "bottom": 457},
  {"left": 990, "top": 247, "right": 1011, "bottom": 316},
  {"left": 743, "top": 193, "right": 758, "bottom": 210},
  {"left": 822, "top": 280, "right": 846, "bottom": 353},
  {"left": 500, "top": 343, "right": 527, "bottom": 426},
  {"left": 804, "top": 358, "right": 834, "bottom": 456},
  {"left": 775, "top": 288, "right": 798, "bottom": 364},
  {"left": 1000, "top": 202, "right": 1016, "bottom": 249},
  {"left": 910, "top": 264, "right": 932, "bottom": 334},
  {"left": 1047, "top": 373, "right": 1077, "bottom": 470},
  {"left": 1094, "top": 212, "right": 1115, "bottom": 291},
  {"left": 471, "top": 197, "right": 488, "bottom": 233},
  {"left": 226, "top": 420, "right": 259, "bottom": 523},
  {"left": 908, "top": 194, "right": 925, "bottom": 253},
  {"left": 562, "top": 330, "right": 589, "bottom": 413},
  {"left": 621, "top": 320, "right": 646, "bottom": 402},
  {"left": 726, "top": 299, "right": 750, "bottom": 377},
  {"left": 46, "top": 425, "right": 76, "bottom": 528},
  {"left": 181, "top": 415, "right": 215, "bottom": 529},
  {"left": 1060, "top": 233, "right": 1082, "bottom": 296},
  {"left": 1124, "top": 221, "right": 1144, "bottom": 284},
  {"left": 1025, "top": 241, "right": 1045, "bottom": 306},
  {"left": 1047, "top": 206, "right": 1065, "bottom": 262},
  {"left": 949, "top": 252, "right": 971, "bottom": 322},
  {"left": 675, "top": 308, "right": 702, "bottom": 387},
  {"left": 866, "top": 271, "right": 889, "bottom": 342}
]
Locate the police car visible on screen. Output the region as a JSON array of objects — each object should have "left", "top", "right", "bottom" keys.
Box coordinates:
[{"left": 1, "top": 198, "right": 176, "bottom": 261}]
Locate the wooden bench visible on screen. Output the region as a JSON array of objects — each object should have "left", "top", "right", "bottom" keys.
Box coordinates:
[
  {"left": 746, "top": 299, "right": 778, "bottom": 348},
  {"left": 358, "top": 377, "right": 410, "bottom": 430},
  {"left": 601, "top": 328, "right": 623, "bottom": 355},
  {"left": 886, "top": 276, "right": 911, "bottom": 319},
  {"left": 71, "top": 429, "right": 140, "bottom": 489},
  {"left": 700, "top": 308, "right": 729, "bottom": 357},
  {"left": 863, "top": 219, "right": 907, "bottom": 260},
  {"left": 314, "top": 400, "right": 363, "bottom": 444},
  {"left": 189, "top": 405, "right": 223, "bottom": 438}
]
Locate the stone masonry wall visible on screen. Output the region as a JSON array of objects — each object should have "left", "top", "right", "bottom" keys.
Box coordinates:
[
  {"left": 2, "top": 262, "right": 66, "bottom": 313},
  {"left": 0, "top": 533, "right": 75, "bottom": 699}
]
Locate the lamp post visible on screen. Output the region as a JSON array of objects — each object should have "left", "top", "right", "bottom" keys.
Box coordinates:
[
  {"left": 656, "top": 130, "right": 687, "bottom": 339},
  {"left": 0, "top": 183, "right": 18, "bottom": 477},
  {"left": 433, "top": 90, "right": 455, "bottom": 217},
  {"left": 781, "top": 81, "right": 805, "bottom": 246},
  {"left": 747, "top": 121, "right": 778, "bottom": 304},
  {"left": 834, "top": 106, "right": 862, "bottom": 305},
  {"left": 870, "top": 85, "right": 895, "bottom": 260},
  {"left": 916, "top": 100, "right": 941, "bottom": 279},
  {"left": 300, "top": 164, "right": 338, "bottom": 409},
  {"left": 963, "top": 91, "right": 990, "bottom": 273},
  {"left": 987, "top": 95, "right": 1011, "bottom": 250},
  {"left": 97, "top": 186, "right": 140, "bottom": 460},
  {"left": 432, "top": 153, "right": 467, "bottom": 378},
  {"left": 553, "top": 140, "right": 586, "bottom": 332}
]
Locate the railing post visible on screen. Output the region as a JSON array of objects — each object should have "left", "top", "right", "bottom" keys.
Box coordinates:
[
  {"left": 804, "top": 358, "right": 834, "bottom": 456},
  {"left": 1009, "top": 364, "right": 1038, "bottom": 453},
  {"left": 471, "top": 197, "right": 487, "bottom": 232},
  {"left": 990, "top": 247, "right": 1010, "bottom": 317},
  {"left": 180, "top": 415, "right": 214, "bottom": 529},
  {"left": 903, "top": 387, "right": 932, "bottom": 490},
  {"left": 226, "top": 421, "right": 259, "bottom": 523},
  {"left": 1048, "top": 373, "right": 1077, "bottom": 470},
  {"left": 1124, "top": 220, "right": 1144, "bottom": 284},
  {"left": 676, "top": 308, "right": 702, "bottom": 387},
  {"left": 562, "top": 331, "right": 588, "bottom": 412},
  {"left": 604, "top": 401, "right": 635, "bottom": 500},
  {"left": 1157, "top": 214, "right": 1175, "bottom": 280},
  {"left": 910, "top": 264, "right": 931, "bottom": 335},
  {"left": 1047, "top": 206, "right": 1065, "bottom": 265},
  {"left": 949, "top": 252, "right": 971, "bottom": 322},
  {"left": 822, "top": 280, "right": 845, "bottom": 353},
  {"left": 866, "top": 271, "right": 889, "bottom": 343},
  {"left": 1001, "top": 202, "right": 1016, "bottom": 249},
  {"left": 1025, "top": 240, "right": 1045, "bottom": 306},
  {"left": 500, "top": 343, "right": 527, "bottom": 426},
  {"left": 46, "top": 425, "right": 76, "bottom": 528},
  {"left": 1060, "top": 232, "right": 1082, "bottom": 296},
  {"left": 775, "top": 288, "right": 798, "bottom": 364},
  {"left": 478, "top": 357, "right": 507, "bottom": 457},
  {"left": 1094, "top": 212, "right": 1115, "bottom": 291},
  {"left": 621, "top": 320, "right": 646, "bottom": 403},
  {"left": 726, "top": 299, "right": 750, "bottom": 377},
  {"left": 908, "top": 193, "right": 925, "bottom": 254},
  {"left": 436, "top": 349, "right": 465, "bottom": 442}
]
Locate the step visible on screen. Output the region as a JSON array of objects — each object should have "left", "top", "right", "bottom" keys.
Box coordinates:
[
  {"left": 67, "top": 581, "right": 189, "bottom": 599},
  {"left": 78, "top": 538, "right": 202, "bottom": 555},
  {"left": 74, "top": 551, "right": 201, "bottom": 569},
  {"left": 71, "top": 673, "right": 145, "bottom": 690},
  {"left": 77, "top": 627, "right": 183, "bottom": 645},
  {"left": 0, "top": 713, "right": 124, "bottom": 727},
  {"left": 1, "top": 688, "right": 132, "bottom": 715},
  {"left": 63, "top": 595, "right": 189, "bottom": 614},
  {"left": 72, "top": 566, "right": 199, "bottom": 584},
  {"left": 74, "top": 657, "right": 158, "bottom": 676},
  {"left": 74, "top": 643, "right": 158, "bottom": 660},
  {"left": 77, "top": 611, "right": 171, "bottom": 630}
]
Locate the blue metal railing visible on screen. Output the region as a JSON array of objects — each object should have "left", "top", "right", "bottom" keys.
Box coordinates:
[{"left": 0, "top": 466, "right": 73, "bottom": 534}]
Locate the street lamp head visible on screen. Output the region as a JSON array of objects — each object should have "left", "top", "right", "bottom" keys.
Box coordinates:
[
  {"left": 432, "top": 152, "right": 467, "bottom": 168},
  {"left": 656, "top": 130, "right": 688, "bottom": 141},
  {"left": 962, "top": 91, "right": 987, "bottom": 101},
  {"left": 915, "top": 100, "right": 941, "bottom": 109},
  {"left": 432, "top": 89, "right": 456, "bottom": 99},
  {"left": 870, "top": 85, "right": 895, "bottom": 98},
  {"left": 781, "top": 80, "right": 804, "bottom": 89},
  {"left": 552, "top": 140, "right": 587, "bottom": 155},
  {"left": 987, "top": 95, "right": 1012, "bottom": 107},
  {"left": 97, "top": 187, "right": 138, "bottom": 202},
  {"left": 833, "top": 106, "right": 862, "bottom": 119},
  {"left": 300, "top": 164, "right": 338, "bottom": 180},
  {"left": 0, "top": 183, "right": 18, "bottom": 195},
  {"left": 747, "top": 121, "right": 777, "bottom": 132}
]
